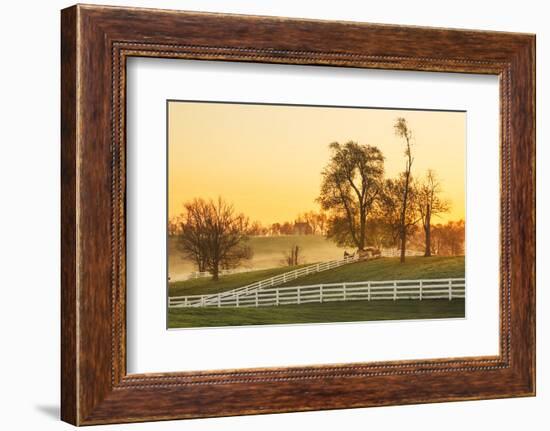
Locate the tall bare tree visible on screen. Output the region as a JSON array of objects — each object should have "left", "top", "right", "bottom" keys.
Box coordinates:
[
  {"left": 394, "top": 117, "right": 414, "bottom": 263},
  {"left": 416, "top": 170, "right": 450, "bottom": 257},
  {"left": 318, "top": 141, "right": 384, "bottom": 250},
  {"left": 176, "top": 197, "right": 252, "bottom": 280}
]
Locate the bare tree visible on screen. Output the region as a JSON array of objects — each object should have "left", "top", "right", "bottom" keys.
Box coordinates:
[
  {"left": 416, "top": 170, "right": 450, "bottom": 257},
  {"left": 282, "top": 245, "right": 302, "bottom": 266},
  {"left": 318, "top": 141, "right": 384, "bottom": 251},
  {"left": 394, "top": 117, "right": 414, "bottom": 263},
  {"left": 176, "top": 197, "right": 253, "bottom": 280}
]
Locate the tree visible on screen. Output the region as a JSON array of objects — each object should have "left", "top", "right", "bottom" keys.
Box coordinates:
[
  {"left": 416, "top": 170, "right": 450, "bottom": 257},
  {"left": 394, "top": 117, "right": 414, "bottom": 263},
  {"left": 279, "top": 222, "right": 294, "bottom": 235},
  {"left": 431, "top": 220, "right": 465, "bottom": 256},
  {"left": 282, "top": 245, "right": 302, "bottom": 266},
  {"left": 318, "top": 141, "right": 384, "bottom": 250},
  {"left": 247, "top": 220, "right": 267, "bottom": 236},
  {"left": 270, "top": 223, "right": 281, "bottom": 236},
  {"left": 300, "top": 211, "right": 329, "bottom": 235},
  {"left": 378, "top": 175, "right": 419, "bottom": 250},
  {"left": 175, "top": 197, "right": 253, "bottom": 280}
]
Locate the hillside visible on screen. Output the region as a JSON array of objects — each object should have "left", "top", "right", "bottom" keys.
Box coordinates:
[
  {"left": 276, "top": 256, "right": 465, "bottom": 288},
  {"left": 169, "top": 256, "right": 465, "bottom": 298},
  {"left": 168, "top": 263, "right": 312, "bottom": 297}
]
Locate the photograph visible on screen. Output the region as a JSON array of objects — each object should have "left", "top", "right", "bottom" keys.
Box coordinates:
[{"left": 167, "top": 101, "right": 466, "bottom": 328}]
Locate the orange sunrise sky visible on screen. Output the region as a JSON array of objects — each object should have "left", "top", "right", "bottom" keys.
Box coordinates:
[{"left": 168, "top": 101, "right": 465, "bottom": 226}]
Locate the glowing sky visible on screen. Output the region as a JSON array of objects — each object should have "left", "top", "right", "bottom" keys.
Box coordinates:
[{"left": 168, "top": 101, "right": 465, "bottom": 226}]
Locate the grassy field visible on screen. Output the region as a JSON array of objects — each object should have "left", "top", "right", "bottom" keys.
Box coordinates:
[
  {"left": 168, "top": 299, "right": 465, "bottom": 328},
  {"left": 169, "top": 256, "right": 465, "bottom": 297},
  {"left": 167, "top": 256, "right": 466, "bottom": 328},
  {"left": 168, "top": 264, "right": 312, "bottom": 297},
  {"left": 277, "top": 256, "right": 464, "bottom": 287},
  {"left": 168, "top": 234, "right": 345, "bottom": 281}
]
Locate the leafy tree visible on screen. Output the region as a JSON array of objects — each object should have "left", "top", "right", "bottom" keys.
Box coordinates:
[
  {"left": 318, "top": 141, "right": 384, "bottom": 250},
  {"left": 378, "top": 175, "right": 419, "bottom": 250},
  {"left": 431, "top": 220, "right": 465, "bottom": 256}
]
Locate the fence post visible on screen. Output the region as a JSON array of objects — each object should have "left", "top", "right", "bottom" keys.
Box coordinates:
[
  {"left": 419, "top": 280, "right": 423, "bottom": 301},
  {"left": 393, "top": 282, "right": 397, "bottom": 301},
  {"left": 218, "top": 295, "right": 221, "bottom": 308},
  {"left": 184, "top": 297, "right": 188, "bottom": 307},
  {"left": 316, "top": 263, "right": 320, "bottom": 272},
  {"left": 255, "top": 291, "right": 258, "bottom": 307},
  {"left": 276, "top": 288, "right": 279, "bottom": 306},
  {"left": 236, "top": 294, "right": 239, "bottom": 308},
  {"left": 448, "top": 279, "right": 452, "bottom": 300},
  {"left": 368, "top": 282, "right": 371, "bottom": 301},
  {"left": 320, "top": 285, "right": 323, "bottom": 303},
  {"left": 201, "top": 295, "right": 205, "bottom": 307}
]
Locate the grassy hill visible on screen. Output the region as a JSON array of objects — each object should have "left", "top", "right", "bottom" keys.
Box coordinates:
[
  {"left": 168, "top": 234, "right": 345, "bottom": 281},
  {"left": 168, "top": 299, "right": 465, "bottom": 328},
  {"left": 169, "top": 264, "right": 312, "bottom": 297},
  {"left": 169, "top": 256, "right": 465, "bottom": 297},
  {"left": 277, "top": 256, "right": 464, "bottom": 288},
  {"left": 168, "top": 256, "right": 465, "bottom": 328}
]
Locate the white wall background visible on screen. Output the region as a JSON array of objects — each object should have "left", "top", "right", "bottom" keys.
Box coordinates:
[{"left": 0, "top": 0, "right": 545, "bottom": 429}]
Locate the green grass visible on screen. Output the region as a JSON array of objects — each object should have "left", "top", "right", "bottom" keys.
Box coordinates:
[
  {"left": 277, "top": 256, "right": 464, "bottom": 287},
  {"left": 168, "top": 299, "right": 465, "bottom": 328},
  {"left": 167, "top": 256, "right": 465, "bottom": 329},
  {"left": 169, "top": 256, "right": 465, "bottom": 297},
  {"left": 168, "top": 234, "right": 345, "bottom": 281},
  {"left": 168, "top": 264, "right": 312, "bottom": 297}
]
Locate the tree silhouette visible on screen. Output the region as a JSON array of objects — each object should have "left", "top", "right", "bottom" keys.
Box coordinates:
[
  {"left": 175, "top": 197, "right": 252, "bottom": 280},
  {"left": 318, "top": 141, "right": 384, "bottom": 250},
  {"left": 416, "top": 170, "right": 450, "bottom": 257},
  {"left": 394, "top": 117, "right": 414, "bottom": 263}
]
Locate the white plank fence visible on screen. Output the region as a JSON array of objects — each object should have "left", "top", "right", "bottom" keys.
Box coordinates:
[
  {"left": 169, "top": 277, "right": 465, "bottom": 308},
  {"left": 380, "top": 249, "right": 424, "bottom": 257},
  {"left": 170, "top": 255, "right": 360, "bottom": 307},
  {"left": 185, "top": 268, "right": 254, "bottom": 280}
]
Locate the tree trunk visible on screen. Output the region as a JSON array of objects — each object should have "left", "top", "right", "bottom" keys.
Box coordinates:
[
  {"left": 211, "top": 259, "right": 219, "bottom": 281},
  {"left": 399, "top": 232, "right": 406, "bottom": 263},
  {"left": 399, "top": 176, "right": 410, "bottom": 263},
  {"left": 424, "top": 203, "right": 432, "bottom": 257},
  {"left": 358, "top": 209, "right": 366, "bottom": 251}
]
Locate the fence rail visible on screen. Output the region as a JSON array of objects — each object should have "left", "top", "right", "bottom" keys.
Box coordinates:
[
  {"left": 380, "top": 249, "right": 424, "bottom": 257},
  {"left": 169, "top": 277, "right": 465, "bottom": 308},
  {"left": 170, "top": 255, "right": 360, "bottom": 307},
  {"left": 185, "top": 268, "right": 254, "bottom": 280}
]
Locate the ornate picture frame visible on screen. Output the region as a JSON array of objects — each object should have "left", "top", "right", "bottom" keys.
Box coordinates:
[{"left": 61, "top": 4, "right": 535, "bottom": 425}]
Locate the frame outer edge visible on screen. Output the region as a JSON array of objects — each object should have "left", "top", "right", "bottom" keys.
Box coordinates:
[{"left": 61, "top": 5, "right": 79, "bottom": 426}]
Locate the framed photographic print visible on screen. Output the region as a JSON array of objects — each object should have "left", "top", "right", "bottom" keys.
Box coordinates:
[{"left": 61, "top": 4, "right": 535, "bottom": 425}]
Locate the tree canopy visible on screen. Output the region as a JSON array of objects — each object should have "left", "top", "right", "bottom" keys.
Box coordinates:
[{"left": 318, "top": 141, "right": 384, "bottom": 250}]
